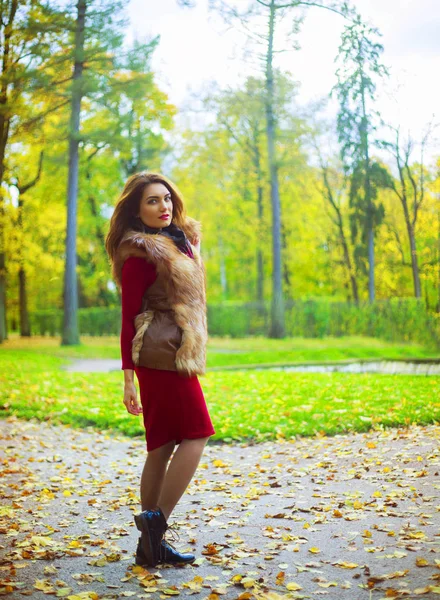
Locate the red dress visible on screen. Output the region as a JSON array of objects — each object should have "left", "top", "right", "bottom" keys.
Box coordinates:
[{"left": 120, "top": 248, "right": 215, "bottom": 452}]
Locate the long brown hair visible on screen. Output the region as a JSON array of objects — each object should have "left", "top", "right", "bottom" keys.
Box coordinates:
[{"left": 105, "top": 171, "right": 187, "bottom": 265}]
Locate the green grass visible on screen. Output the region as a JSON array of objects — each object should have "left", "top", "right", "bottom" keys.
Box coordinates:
[
  {"left": 1, "top": 335, "right": 439, "bottom": 444},
  {"left": 2, "top": 333, "right": 439, "bottom": 365}
]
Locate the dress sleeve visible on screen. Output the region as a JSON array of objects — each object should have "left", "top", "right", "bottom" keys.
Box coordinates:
[{"left": 120, "top": 256, "right": 157, "bottom": 370}]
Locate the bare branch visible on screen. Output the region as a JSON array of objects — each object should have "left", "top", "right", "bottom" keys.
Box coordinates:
[
  {"left": 85, "top": 143, "right": 109, "bottom": 163},
  {"left": 386, "top": 222, "right": 407, "bottom": 265},
  {"left": 17, "top": 150, "right": 44, "bottom": 194}
]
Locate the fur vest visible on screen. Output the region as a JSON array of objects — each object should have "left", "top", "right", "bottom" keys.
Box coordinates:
[{"left": 112, "top": 217, "right": 208, "bottom": 377}]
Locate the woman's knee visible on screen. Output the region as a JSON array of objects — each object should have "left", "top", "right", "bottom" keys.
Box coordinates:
[{"left": 147, "top": 439, "right": 176, "bottom": 461}]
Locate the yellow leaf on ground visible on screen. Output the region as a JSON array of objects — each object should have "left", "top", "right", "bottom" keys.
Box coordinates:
[
  {"left": 286, "top": 582, "right": 302, "bottom": 591},
  {"left": 335, "top": 561, "right": 358, "bottom": 569}
]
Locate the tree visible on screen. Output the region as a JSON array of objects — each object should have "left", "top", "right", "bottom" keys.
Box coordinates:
[
  {"left": 4, "top": 23, "right": 176, "bottom": 329},
  {"left": 60, "top": 0, "right": 132, "bottom": 345},
  {"left": 211, "top": 0, "right": 354, "bottom": 337},
  {"left": 62, "top": 0, "right": 87, "bottom": 345},
  {"left": 347, "top": 158, "right": 390, "bottom": 291},
  {"left": 202, "top": 77, "right": 268, "bottom": 303},
  {"left": 332, "top": 14, "right": 389, "bottom": 302},
  {"left": 0, "top": 0, "right": 69, "bottom": 342},
  {"left": 311, "top": 133, "right": 359, "bottom": 302},
  {"left": 382, "top": 125, "right": 433, "bottom": 298},
  {"left": 87, "top": 36, "right": 176, "bottom": 177},
  {"left": 13, "top": 152, "right": 44, "bottom": 336}
]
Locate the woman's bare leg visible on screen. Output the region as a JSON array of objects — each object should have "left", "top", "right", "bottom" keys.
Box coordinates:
[
  {"left": 140, "top": 440, "right": 176, "bottom": 511},
  {"left": 157, "top": 437, "right": 211, "bottom": 521}
]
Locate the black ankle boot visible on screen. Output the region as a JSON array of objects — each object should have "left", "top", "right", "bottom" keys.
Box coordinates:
[
  {"left": 135, "top": 536, "right": 196, "bottom": 566},
  {"left": 134, "top": 506, "right": 168, "bottom": 567},
  {"left": 158, "top": 521, "right": 196, "bottom": 565},
  {"left": 159, "top": 539, "right": 196, "bottom": 565}
]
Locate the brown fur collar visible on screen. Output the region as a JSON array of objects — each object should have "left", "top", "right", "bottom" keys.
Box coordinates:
[
  {"left": 112, "top": 216, "right": 202, "bottom": 290},
  {"left": 113, "top": 216, "right": 207, "bottom": 376}
]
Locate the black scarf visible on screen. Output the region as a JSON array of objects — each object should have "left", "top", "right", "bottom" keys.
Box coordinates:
[{"left": 134, "top": 218, "right": 190, "bottom": 255}]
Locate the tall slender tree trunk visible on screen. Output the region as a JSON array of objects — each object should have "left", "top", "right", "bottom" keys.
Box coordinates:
[
  {"left": 405, "top": 218, "right": 421, "bottom": 298},
  {"left": 281, "top": 222, "right": 290, "bottom": 294},
  {"left": 318, "top": 160, "right": 359, "bottom": 303},
  {"left": 256, "top": 185, "right": 264, "bottom": 304},
  {"left": 335, "top": 206, "right": 359, "bottom": 303},
  {"left": 437, "top": 202, "right": 440, "bottom": 313},
  {"left": 252, "top": 135, "right": 265, "bottom": 304},
  {"left": 360, "top": 78, "right": 374, "bottom": 303},
  {"left": 265, "top": 0, "right": 285, "bottom": 337},
  {"left": 17, "top": 196, "right": 30, "bottom": 336},
  {"left": 321, "top": 165, "right": 359, "bottom": 303},
  {"left": 18, "top": 268, "right": 30, "bottom": 336},
  {"left": 341, "top": 232, "right": 359, "bottom": 303},
  {"left": 0, "top": 190, "right": 6, "bottom": 342},
  {"left": 388, "top": 129, "right": 424, "bottom": 299},
  {"left": 62, "top": 0, "right": 86, "bottom": 345},
  {"left": 16, "top": 151, "right": 43, "bottom": 336},
  {"left": 0, "top": 0, "right": 18, "bottom": 342},
  {"left": 394, "top": 134, "right": 422, "bottom": 299},
  {"left": 219, "top": 234, "right": 227, "bottom": 300}
]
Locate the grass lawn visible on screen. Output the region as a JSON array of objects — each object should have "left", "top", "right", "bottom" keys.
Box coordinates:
[
  {"left": 1, "top": 334, "right": 439, "bottom": 443},
  {"left": 2, "top": 332, "right": 439, "bottom": 365}
]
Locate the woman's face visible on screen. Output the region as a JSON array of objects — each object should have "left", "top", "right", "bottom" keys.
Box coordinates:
[{"left": 138, "top": 182, "right": 173, "bottom": 229}]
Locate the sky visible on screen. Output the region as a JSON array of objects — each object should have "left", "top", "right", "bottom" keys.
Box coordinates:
[{"left": 125, "top": 0, "right": 440, "bottom": 165}]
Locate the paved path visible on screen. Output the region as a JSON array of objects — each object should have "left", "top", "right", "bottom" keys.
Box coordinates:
[
  {"left": 1, "top": 416, "right": 439, "bottom": 599},
  {"left": 63, "top": 358, "right": 440, "bottom": 375},
  {"left": 62, "top": 358, "right": 122, "bottom": 372}
]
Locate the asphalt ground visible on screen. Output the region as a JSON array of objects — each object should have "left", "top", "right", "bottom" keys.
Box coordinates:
[{"left": 1, "top": 416, "right": 439, "bottom": 599}]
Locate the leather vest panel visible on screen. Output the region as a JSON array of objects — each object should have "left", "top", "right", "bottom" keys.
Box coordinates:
[
  {"left": 138, "top": 310, "right": 182, "bottom": 371},
  {"left": 136, "top": 269, "right": 182, "bottom": 371}
]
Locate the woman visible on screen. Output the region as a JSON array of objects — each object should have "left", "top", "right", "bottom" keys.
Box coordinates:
[{"left": 105, "top": 172, "right": 215, "bottom": 568}]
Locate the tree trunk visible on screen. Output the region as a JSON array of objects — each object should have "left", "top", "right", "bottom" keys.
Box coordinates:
[
  {"left": 391, "top": 131, "right": 423, "bottom": 299},
  {"left": 320, "top": 161, "right": 359, "bottom": 303},
  {"left": 367, "top": 224, "right": 374, "bottom": 302},
  {"left": 18, "top": 267, "right": 31, "bottom": 336},
  {"left": 265, "top": 0, "right": 285, "bottom": 337},
  {"left": 0, "top": 0, "right": 18, "bottom": 342},
  {"left": 253, "top": 134, "right": 265, "bottom": 304},
  {"left": 0, "top": 251, "right": 6, "bottom": 341},
  {"left": 15, "top": 151, "right": 44, "bottom": 337},
  {"left": 281, "top": 221, "right": 290, "bottom": 294},
  {"left": 62, "top": 0, "right": 86, "bottom": 345},
  {"left": 406, "top": 219, "right": 421, "bottom": 298},
  {"left": 360, "top": 77, "right": 374, "bottom": 303},
  {"left": 17, "top": 196, "right": 31, "bottom": 336},
  {"left": 437, "top": 205, "right": 440, "bottom": 312},
  {"left": 219, "top": 234, "right": 227, "bottom": 300},
  {"left": 399, "top": 180, "right": 421, "bottom": 298},
  {"left": 341, "top": 231, "right": 359, "bottom": 303}
]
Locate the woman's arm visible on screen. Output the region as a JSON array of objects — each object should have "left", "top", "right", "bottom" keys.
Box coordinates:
[
  {"left": 120, "top": 256, "right": 157, "bottom": 414},
  {"left": 120, "top": 256, "right": 157, "bottom": 372}
]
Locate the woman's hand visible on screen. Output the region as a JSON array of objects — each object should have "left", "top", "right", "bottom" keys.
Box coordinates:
[{"left": 123, "top": 382, "right": 143, "bottom": 416}]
